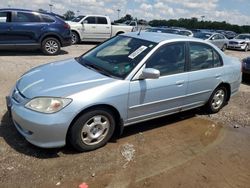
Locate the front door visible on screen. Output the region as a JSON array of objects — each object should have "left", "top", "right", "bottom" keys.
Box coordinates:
[
  {"left": 81, "top": 16, "right": 98, "bottom": 40},
  {"left": 127, "top": 42, "right": 188, "bottom": 124},
  {"left": 0, "top": 11, "right": 13, "bottom": 45}
]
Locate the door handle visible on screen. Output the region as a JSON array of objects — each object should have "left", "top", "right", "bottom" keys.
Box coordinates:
[
  {"left": 8, "top": 26, "right": 13, "bottom": 31},
  {"left": 106, "top": 27, "right": 110, "bottom": 29},
  {"left": 92, "top": 26, "right": 96, "bottom": 28},
  {"left": 176, "top": 80, "right": 185, "bottom": 86}
]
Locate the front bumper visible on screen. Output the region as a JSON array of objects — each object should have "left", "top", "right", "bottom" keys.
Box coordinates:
[
  {"left": 227, "top": 44, "right": 247, "bottom": 50},
  {"left": 6, "top": 95, "right": 72, "bottom": 148}
]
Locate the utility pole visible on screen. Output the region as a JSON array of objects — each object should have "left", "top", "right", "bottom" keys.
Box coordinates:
[
  {"left": 117, "top": 9, "right": 121, "bottom": 19},
  {"left": 49, "top": 0, "right": 53, "bottom": 12},
  {"left": 201, "top": 15, "right": 205, "bottom": 21},
  {"left": 49, "top": 4, "right": 53, "bottom": 12}
]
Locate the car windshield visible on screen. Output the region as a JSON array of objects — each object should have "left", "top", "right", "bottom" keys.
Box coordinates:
[
  {"left": 235, "top": 34, "right": 250, "bottom": 40},
  {"left": 77, "top": 35, "right": 157, "bottom": 79},
  {"left": 194, "top": 32, "right": 212, "bottom": 39},
  {"left": 71, "top": 16, "right": 85, "bottom": 22}
]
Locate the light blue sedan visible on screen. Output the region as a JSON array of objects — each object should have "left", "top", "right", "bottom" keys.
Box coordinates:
[{"left": 7, "top": 32, "right": 242, "bottom": 151}]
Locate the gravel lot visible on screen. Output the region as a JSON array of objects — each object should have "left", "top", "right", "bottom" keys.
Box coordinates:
[{"left": 0, "top": 45, "right": 250, "bottom": 188}]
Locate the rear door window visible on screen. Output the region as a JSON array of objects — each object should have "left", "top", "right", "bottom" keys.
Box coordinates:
[
  {"left": 189, "top": 42, "right": 223, "bottom": 71},
  {"left": 40, "top": 14, "right": 55, "bottom": 23},
  {"left": 14, "top": 12, "right": 41, "bottom": 22},
  {"left": 97, "top": 17, "right": 107, "bottom": 24}
]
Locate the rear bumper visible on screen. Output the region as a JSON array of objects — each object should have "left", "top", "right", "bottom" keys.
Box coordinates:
[
  {"left": 61, "top": 37, "right": 72, "bottom": 47},
  {"left": 243, "top": 68, "right": 250, "bottom": 75}
]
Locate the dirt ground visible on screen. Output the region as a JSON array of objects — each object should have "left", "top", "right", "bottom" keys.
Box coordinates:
[{"left": 0, "top": 45, "right": 250, "bottom": 188}]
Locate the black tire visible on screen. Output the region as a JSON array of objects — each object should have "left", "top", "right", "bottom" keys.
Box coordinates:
[
  {"left": 206, "top": 86, "right": 227, "bottom": 113},
  {"left": 221, "top": 44, "right": 227, "bottom": 51},
  {"left": 69, "top": 108, "right": 115, "bottom": 152},
  {"left": 41, "top": 37, "right": 61, "bottom": 55},
  {"left": 71, "top": 31, "right": 80, "bottom": 44},
  {"left": 116, "top": 32, "right": 124, "bottom": 36},
  {"left": 244, "top": 44, "right": 249, "bottom": 52}
]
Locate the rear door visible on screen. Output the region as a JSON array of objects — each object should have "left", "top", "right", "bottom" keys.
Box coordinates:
[
  {"left": 11, "top": 11, "right": 47, "bottom": 45},
  {"left": 0, "top": 11, "right": 14, "bottom": 45},
  {"left": 95, "top": 16, "right": 111, "bottom": 40},
  {"left": 184, "top": 42, "right": 224, "bottom": 109}
]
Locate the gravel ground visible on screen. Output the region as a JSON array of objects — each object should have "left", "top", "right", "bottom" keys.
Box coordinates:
[{"left": 0, "top": 46, "right": 249, "bottom": 188}]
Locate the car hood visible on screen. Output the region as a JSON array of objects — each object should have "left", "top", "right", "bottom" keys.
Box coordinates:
[
  {"left": 17, "top": 58, "right": 114, "bottom": 98},
  {"left": 66, "top": 21, "right": 81, "bottom": 27},
  {"left": 229, "top": 39, "right": 248, "bottom": 43}
]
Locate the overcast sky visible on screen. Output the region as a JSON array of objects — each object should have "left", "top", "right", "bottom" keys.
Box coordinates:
[{"left": 2, "top": 0, "right": 250, "bottom": 25}]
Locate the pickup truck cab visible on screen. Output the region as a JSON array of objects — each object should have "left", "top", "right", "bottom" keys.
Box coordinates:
[{"left": 67, "top": 15, "right": 134, "bottom": 44}]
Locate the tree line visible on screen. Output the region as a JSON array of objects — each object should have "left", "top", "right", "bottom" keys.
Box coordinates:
[{"left": 59, "top": 10, "right": 250, "bottom": 33}]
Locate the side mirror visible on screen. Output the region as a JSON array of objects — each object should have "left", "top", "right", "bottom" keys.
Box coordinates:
[
  {"left": 141, "top": 68, "right": 160, "bottom": 79},
  {"left": 81, "top": 20, "right": 88, "bottom": 24}
]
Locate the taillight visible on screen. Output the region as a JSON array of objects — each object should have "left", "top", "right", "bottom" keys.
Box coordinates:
[
  {"left": 241, "top": 60, "right": 244, "bottom": 72},
  {"left": 63, "top": 23, "right": 70, "bottom": 29}
]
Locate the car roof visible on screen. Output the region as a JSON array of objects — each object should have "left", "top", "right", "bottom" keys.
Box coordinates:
[
  {"left": 123, "top": 31, "right": 195, "bottom": 43},
  {"left": 0, "top": 8, "right": 35, "bottom": 12},
  {"left": 0, "top": 8, "right": 52, "bottom": 15}
]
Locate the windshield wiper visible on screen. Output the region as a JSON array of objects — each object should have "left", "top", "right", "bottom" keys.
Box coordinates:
[{"left": 84, "top": 62, "right": 113, "bottom": 77}]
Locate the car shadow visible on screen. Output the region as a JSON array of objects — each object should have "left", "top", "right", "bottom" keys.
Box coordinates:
[
  {"left": 0, "top": 109, "right": 201, "bottom": 159},
  {"left": 0, "top": 49, "right": 68, "bottom": 56},
  {"left": 242, "top": 75, "right": 250, "bottom": 85}
]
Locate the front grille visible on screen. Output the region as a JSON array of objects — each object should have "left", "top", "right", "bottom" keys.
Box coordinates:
[
  {"left": 12, "top": 88, "right": 25, "bottom": 103},
  {"left": 229, "top": 41, "right": 238, "bottom": 45}
]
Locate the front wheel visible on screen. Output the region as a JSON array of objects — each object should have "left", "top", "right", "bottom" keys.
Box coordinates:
[
  {"left": 221, "top": 44, "right": 227, "bottom": 51},
  {"left": 41, "top": 37, "right": 61, "bottom": 55},
  {"left": 206, "top": 86, "right": 227, "bottom": 113},
  {"left": 69, "top": 109, "right": 115, "bottom": 152},
  {"left": 244, "top": 44, "right": 249, "bottom": 52}
]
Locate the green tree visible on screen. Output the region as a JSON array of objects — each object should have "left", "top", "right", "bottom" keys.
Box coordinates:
[
  {"left": 114, "top": 14, "right": 133, "bottom": 23},
  {"left": 63, "top": 10, "right": 75, "bottom": 21}
]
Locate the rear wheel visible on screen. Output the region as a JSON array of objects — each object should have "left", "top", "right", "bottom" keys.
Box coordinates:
[
  {"left": 71, "top": 31, "right": 80, "bottom": 44},
  {"left": 206, "top": 86, "right": 227, "bottom": 113},
  {"left": 69, "top": 109, "right": 115, "bottom": 152},
  {"left": 41, "top": 37, "right": 61, "bottom": 55}
]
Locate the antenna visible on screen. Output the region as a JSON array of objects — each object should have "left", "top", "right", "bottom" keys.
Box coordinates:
[{"left": 137, "top": 27, "right": 142, "bottom": 36}]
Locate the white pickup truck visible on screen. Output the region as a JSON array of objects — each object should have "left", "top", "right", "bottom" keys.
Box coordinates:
[{"left": 67, "top": 15, "right": 134, "bottom": 44}]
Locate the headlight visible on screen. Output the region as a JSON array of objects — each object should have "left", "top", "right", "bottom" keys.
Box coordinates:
[{"left": 25, "top": 97, "right": 72, "bottom": 113}]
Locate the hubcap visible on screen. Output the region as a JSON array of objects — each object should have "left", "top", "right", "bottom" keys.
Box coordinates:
[
  {"left": 45, "top": 40, "right": 58, "bottom": 54},
  {"left": 71, "top": 34, "right": 77, "bottom": 44},
  {"left": 81, "top": 115, "right": 110, "bottom": 145},
  {"left": 211, "top": 89, "right": 225, "bottom": 110}
]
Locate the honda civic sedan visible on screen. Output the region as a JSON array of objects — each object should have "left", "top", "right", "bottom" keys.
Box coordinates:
[{"left": 7, "top": 32, "right": 242, "bottom": 151}]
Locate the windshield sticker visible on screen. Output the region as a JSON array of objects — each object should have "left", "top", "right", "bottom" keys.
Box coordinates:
[{"left": 128, "top": 46, "right": 148, "bottom": 59}]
